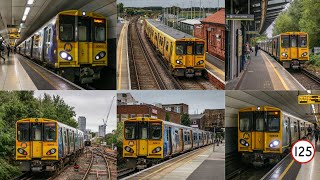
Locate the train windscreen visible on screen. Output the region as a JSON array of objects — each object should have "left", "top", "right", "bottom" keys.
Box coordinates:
[
  {"left": 31, "top": 122, "right": 42, "bottom": 141},
  {"left": 254, "top": 112, "right": 265, "bottom": 132},
  {"left": 239, "top": 112, "right": 253, "bottom": 132},
  {"left": 150, "top": 122, "right": 162, "bottom": 140},
  {"left": 290, "top": 35, "right": 297, "bottom": 47},
  {"left": 59, "top": 15, "right": 75, "bottom": 42},
  {"left": 298, "top": 35, "right": 307, "bottom": 48},
  {"left": 267, "top": 111, "right": 280, "bottom": 132},
  {"left": 17, "top": 123, "right": 30, "bottom": 141},
  {"left": 124, "top": 122, "right": 136, "bottom": 140},
  {"left": 138, "top": 122, "right": 148, "bottom": 140},
  {"left": 78, "top": 16, "right": 91, "bottom": 42},
  {"left": 281, "top": 35, "right": 289, "bottom": 48},
  {"left": 44, "top": 122, "right": 56, "bottom": 142},
  {"left": 93, "top": 18, "right": 106, "bottom": 42},
  {"left": 195, "top": 42, "right": 204, "bottom": 55}
]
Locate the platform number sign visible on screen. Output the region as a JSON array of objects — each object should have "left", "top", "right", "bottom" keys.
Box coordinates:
[{"left": 291, "top": 140, "right": 315, "bottom": 163}]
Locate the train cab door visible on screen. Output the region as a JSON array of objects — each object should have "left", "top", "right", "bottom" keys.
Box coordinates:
[
  {"left": 168, "top": 127, "right": 172, "bottom": 155},
  {"left": 185, "top": 41, "right": 194, "bottom": 68},
  {"left": 137, "top": 122, "right": 148, "bottom": 156},
  {"left": 252, "top": 112, "right": 264, "bottom": 150},
  {"left": 31, "top": 122, "right": 43, "bottom": 158},
  {"left": 290, "top": 35, "right": 298, "bottom": 59},
  {"left": 78, "top": 16, "right": 91, "bottom": 64}
]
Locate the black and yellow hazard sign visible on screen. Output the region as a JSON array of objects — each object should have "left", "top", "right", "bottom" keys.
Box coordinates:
[{"left": 298, "top": 95, "right": 320, "bottom": 104}]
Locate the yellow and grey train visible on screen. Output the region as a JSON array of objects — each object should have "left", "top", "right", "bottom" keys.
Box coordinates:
[
  {"left": 16, "top": 118, "right": 84, "bottom": 172},
  {"left": 238, "top": 106, "right": 313, "bottom": 166},
  {"left": 123, "top": 117, "right": 214, "bottom": 169},
  {"left": 17, "top": 10, "right": 107, "bottom": 84},
  {"left": 258, "top": 32, "right": 309, "bottom": 69},
  {"left": 144, "top": 19, "right": 206, "bottom": 77}
]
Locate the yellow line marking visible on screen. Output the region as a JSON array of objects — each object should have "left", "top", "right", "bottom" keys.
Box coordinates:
[
  {"left": 117, "top": 23, "right": 126, "bottom": 90},
  {"left": 261, "top": 52, "right": 289, "bottom": 90},
  {"left": 279, "top": 159, "right": 295, "bottom": 180},
  {"left": 23, "top": 59, "right": 60, "bottom": 90},
  {"left": 205, "top": 61, "right": 224, "bottom": 77},
  {"left": 140, "top": 146, "right": 210, "bottom": 180}
]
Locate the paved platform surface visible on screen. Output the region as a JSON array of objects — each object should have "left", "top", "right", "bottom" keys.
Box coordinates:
[
  {"left": 205, "top": 53, "right": 225, "bottom": 82},
  {"left": 117, "top": 21, "right": 130, "bottom": 90},
  {"left": 0, "top": 53, "right": 36, "bottom": 90},
  {"left": 227, "top": 50, "right": 305, "bottom": 90}
]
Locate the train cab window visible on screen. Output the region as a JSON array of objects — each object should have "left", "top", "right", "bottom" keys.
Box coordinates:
[
  {"left": 78, "top": 16, "right": 91, "bottom": 42},
  {"left": 298, "top": 36, "right": 307, "bottom": 48},
  {"left": 176, "top": 42, "right": 185, "bottom": 55},
  {"left": 59, "top": 15, "right": 75, "bottom": 41},
  {"left": 17, "top": 123, "right": 30, "bottom": 141},
  {"left": 239, "top": 112, "right": 252, "bottom": 132},
  {"left": 150, "top": 123, "right": 162, "bottom": 140},
  {"left": 254, "top": 112, "right": 265, "bottom": 131},
  {"left": 124, "top": 122, "right": 136, "bottom": 140},
  {"left": 281, "top": 35, "right": 289, "bottom": 48},
  {"left": 138, "top": 122, "right": 148, "bottom": 140},
  {"left": 93, "top": 18, "right": 106, "bottom": 42},
  {"left": 31, "top": 122, "right": 42, "bottom": 141},
  {"left": 290, "top": 36, "right": 297, "bottom": 47},
  {"left": 187, "top": 45, "right": 193, "bottom": 55},
  {"left": 44, "top": 123, "right": 56, "bottom": 142},
  {"left": 267, "top": 111, "right": 280, "bottom": 132},
  {"left": 195, "top": 42, "right": 204, "bottom": 55}
]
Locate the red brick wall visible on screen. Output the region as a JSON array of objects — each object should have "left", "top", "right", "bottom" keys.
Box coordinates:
[
  {"left": 117, "top": 105, "right": 181, "bottom": 124},
  {"left": 194, "top": 23, "right": 225, "bottom": 61}
]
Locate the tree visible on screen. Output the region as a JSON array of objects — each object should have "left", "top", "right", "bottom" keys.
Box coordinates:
[
  {"left": 117, "top": 3, "right": 124, "bottom": 15},
  {"left": 181, "top": 113, "right": 191, "bottom": 126}
]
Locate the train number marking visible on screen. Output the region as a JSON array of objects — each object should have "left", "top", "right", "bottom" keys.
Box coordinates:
[{"left": 291, "top": 140, "right": 315, "bottom": 163}]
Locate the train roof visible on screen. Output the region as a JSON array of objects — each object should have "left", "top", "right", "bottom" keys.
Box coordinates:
[{"left": 146, "top": 19, "right": 194, "bottom": 39}]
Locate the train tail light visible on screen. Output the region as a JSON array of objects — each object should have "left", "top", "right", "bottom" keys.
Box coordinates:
[
  {"left": 46, "top": 148, "right": 56, "bottom": 155},
  {"left": 124, "top": 146, "right": 134, "bottom": 153},
  {"left": 240, "top": 139, "right": 249, "bottom": 147},
  {"left": 18, "top": 148, "right": 28, "bottom": 155}
]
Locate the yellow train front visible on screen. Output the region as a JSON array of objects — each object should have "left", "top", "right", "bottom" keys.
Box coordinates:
[
  {"left": 144, "top": 19, "right": 206, "bottom": 77},
  {"left": 16, "top": 118, "right": 84, "bottom": 172},
  {"left": 123, "top": 117, "right": 214, "bottom": 169},
  {"left": 259, "top": 32, "right": 309, "bottom": 69},
  {"left": 238, "top": 106, "right": 312, "bottom": 166}
]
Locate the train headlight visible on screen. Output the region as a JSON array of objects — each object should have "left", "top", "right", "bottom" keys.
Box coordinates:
[
  {"left": 152, "top": 147, "right": 162, "bottom": 153},
  {"left": 176, "top": 60, "right": 183, "bottom": 65},
  {"left": 95, "top": 51, "right": 106, "bottom": 60},
  {"left": 240, "top": 139, "right": 249, "bottom": 147},
  {"left": 46, "top": 148, "right": 56, "bottom": 155},
  {"left": 282, "top": 52, "right": 287, "bottom": 57},
  {"left": 17, "top": 148, "right": 27, "bottom": 155},
  {"left": 269, "top": 140, "right": 280, "bottom": 148},
  {"left": 60, "top": 51, "right": 73, "bottom": 61},
  {"left": 124, "top": 146, "right": 134, "bottom": 153},
  {"left": 197, "top": 60, "right": 204, "bottom": 65},
  {"left": 302, "top": 52, "right": 307, "bottom": 57}
]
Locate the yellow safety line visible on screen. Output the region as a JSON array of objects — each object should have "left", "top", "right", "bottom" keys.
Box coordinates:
[
  {"left": 117, "top": 23, "right": 126, "bottom": 90},
  {"left": 261, "top": 52, "right": 289, "bottom": 90},
  {"left": 23, "top": 59, "right": 60, "bottom": 90},
  {"left": 140, "top": 146, "right": 210, "bottom": 180},
  {"left": 205, "top": 61, "right": 224, "bottom": 77},
  {"left": 278, "top": 160, "right": 295, "bottom": 180}
]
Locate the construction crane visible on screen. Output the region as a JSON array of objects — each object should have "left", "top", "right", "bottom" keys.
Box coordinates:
[{"left": 102, "top": 96, "right": 115, "bottom": 134}]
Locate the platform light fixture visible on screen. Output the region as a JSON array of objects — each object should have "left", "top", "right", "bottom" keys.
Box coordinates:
[
  {"left": 22, "top": 7, "right": 31, "bottom": 21},
  {"left": 27, "top": 0, "right": 34, "bottom": 5}
]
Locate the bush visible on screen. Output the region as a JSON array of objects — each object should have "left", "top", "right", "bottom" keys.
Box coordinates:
[{"left": 309, "top": 54, "right": 320, "bottom": 66}]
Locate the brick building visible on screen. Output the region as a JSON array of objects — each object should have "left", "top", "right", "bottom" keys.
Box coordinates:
[
  {"left": 190, "top": 114, "right": 204, "bottom": 129},
  {"left": 161, "top": 103, "right": 189, "bottom": 115},
  {"left": 117, "top": 104, "right": 181, "bottom": 124},
  {"left": 194, "top": 8, "right": 225, "bottom": 60},
  {"left": 203, "top": 109, "right": 225, "bottom": 131}
]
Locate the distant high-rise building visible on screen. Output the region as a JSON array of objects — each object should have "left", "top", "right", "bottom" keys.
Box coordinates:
[
  {"left": 78, "top": 116, "right": 86, "bottom": 132},
  {"left": 99, "top": 125, "right": 106, "bottom": 137}
]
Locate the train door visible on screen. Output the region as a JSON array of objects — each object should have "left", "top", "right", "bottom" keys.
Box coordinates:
[
  {"left": 298, "top": 121, "right": 301, "bottom": 139},
  {"left": 290, "top": 35, "right": 298, "bottom": 59},
  {"left": 137, "top": 122, "right": 148, "bottom": 156},
  {"left": 190, "top": 130, "right": 193, "bottom": 148},
  {"left": 288, "top": 117, "right": 292, "bottom": 146},
  {"left": 185, "top": 41, "right": 194, "bottom": 68},
  {"left": 31, "top": 122, "right": 43, "bottom": 158},
  {"left": 43, "top": 27, "right": 51, "bottom": 62},
  {"left": 180, "top": 129, "right": 184, "bottom": 151},
  {"left": 252, "top": 112, "right": 264, "bottom": 150},
  {"left": 30, "top": 36, "right": 34, "bottom": 58},
  {"left": 78, "top": 16, "right": 91, "bottom": 64},
  {"left": 168, "top": 127, "right": 172, "bottom": 155}
]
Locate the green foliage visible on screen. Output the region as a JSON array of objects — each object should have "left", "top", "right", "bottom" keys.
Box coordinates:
[
  {"left": 308, "top": 54, "right": 320, "bottom": 66},
  {"left": 0, "top": 91, "right": 78, "bottom": 179},
  {"left": 273, "top": 0, "right": 320, "bottom": 49},
  {"left": 165, "top": 112, "right": 170, "bottom": 121},
  {"left": 181, "top": 113, "right": 191, "bottom": 127},
  {"left": 115, "top": 122, "right": 125, "bottom": 167}
]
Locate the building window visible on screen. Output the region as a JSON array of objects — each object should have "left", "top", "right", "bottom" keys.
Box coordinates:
[
  {"left": 144, "top": 114, "right": 150, "bottom": 117},
  {"left": 175, "top": 106, "right": 181, "bottom": 113},
  {"left": 130, "top": 114, "right": 136, "bottom": 118},
  {"left": 221, "top": 29, "right": 225, "bottom": 50}
]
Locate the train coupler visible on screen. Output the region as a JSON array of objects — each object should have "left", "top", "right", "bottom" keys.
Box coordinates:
[{"left": 136, "top": 158, "right": 147, "bottom": 170}]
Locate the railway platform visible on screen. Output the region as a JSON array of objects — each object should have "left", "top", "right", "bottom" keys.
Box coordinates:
[
  {"left": 226, "top": 50, "right": 305, "bottom": 90},
  {"left": 262, "top": 139, "right": 320, "bottom": 180},
  {"left": 117, "top": 21, "right": 130, "bottom": 90},
  {"left": 205, "top": 53, "right": 225, "bottom": 89},
  {"left": 123, "top": 143, "right": 225, "bottom": 180}
]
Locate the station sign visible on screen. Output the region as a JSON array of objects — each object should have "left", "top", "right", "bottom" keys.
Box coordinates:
[
  {"left": 298, "top": 95, "right": 320, "bottom": 104},
  {"left": 226, "top": 14, "right": 254, "bottom": 21},
  {"left": 246, "top": 31, "right": 259, "bottom": 35}
]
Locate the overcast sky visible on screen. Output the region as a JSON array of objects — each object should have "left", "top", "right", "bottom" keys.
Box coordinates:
[
  {"left": 34, "top": 91, "right": 117, "bottom": 133},
  {"left": 119, "top": 90, "right": 225, "bottom": 114},
  {"left": 118, "top": 0, "right": 225, "bottom": 8}
]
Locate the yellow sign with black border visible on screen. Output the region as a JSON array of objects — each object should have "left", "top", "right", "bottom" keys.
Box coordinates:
[{"left": 298, "top": 95, "right": 320, "bottom": 104}]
